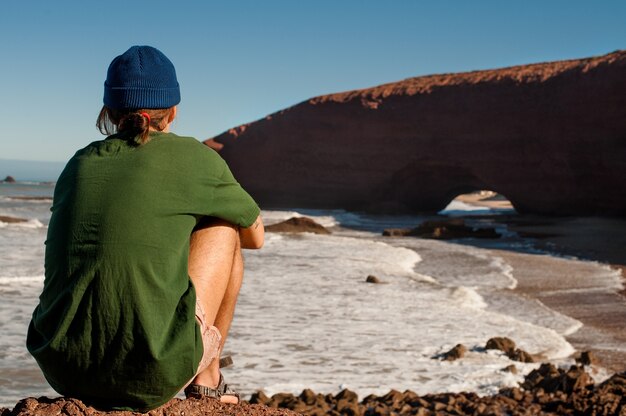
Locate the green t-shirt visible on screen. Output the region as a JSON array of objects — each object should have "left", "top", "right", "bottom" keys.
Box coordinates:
[{"left": 27, "top": 132, "right": 260, "bottom": 411}]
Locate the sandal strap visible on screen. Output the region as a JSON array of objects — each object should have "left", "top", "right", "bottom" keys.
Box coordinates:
[
  {"left": 185, "top": 384, "right": 221, "bottom": 400},
  {"left": 184, "top": 373, "right": 240, "bottom": 403}
]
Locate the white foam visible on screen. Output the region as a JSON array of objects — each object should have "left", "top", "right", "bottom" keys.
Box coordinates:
[
  {"left": 448, "top": 286, "right": 488, "bottom": 309},
  {"left": 0, "top": 275, "right": 44, "bottom": 285},
  {"left": 0, "top": 218, "right": 46, "bottom": 229},
  {"left": 440, "top": 200, "right": 515, "bottom": 217}
]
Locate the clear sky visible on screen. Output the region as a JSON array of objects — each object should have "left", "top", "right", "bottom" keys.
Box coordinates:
[{"left": 1, "top": 0, "right": 625, "bottom": 162}]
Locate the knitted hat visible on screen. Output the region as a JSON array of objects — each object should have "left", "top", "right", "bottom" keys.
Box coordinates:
[{"left": 104, "top": 45, "right": 180, "bottom": 109}]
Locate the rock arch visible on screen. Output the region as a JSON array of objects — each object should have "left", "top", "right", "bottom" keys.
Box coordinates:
[{"left": 208, "top": 51, "right": 626, "bottom": 216}]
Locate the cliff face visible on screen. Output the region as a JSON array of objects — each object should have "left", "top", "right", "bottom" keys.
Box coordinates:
[{"left": 207, "top": 51, "right": 626, "bottom": 215}]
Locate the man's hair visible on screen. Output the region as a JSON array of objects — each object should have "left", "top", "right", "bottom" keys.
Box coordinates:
[{"left": 96, "top": 106, "right": 175, "bottom": 145}]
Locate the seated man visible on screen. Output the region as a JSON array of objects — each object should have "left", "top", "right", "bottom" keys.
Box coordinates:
[{"left": 26, "top": 45, "right": 264, "bottom": 412}]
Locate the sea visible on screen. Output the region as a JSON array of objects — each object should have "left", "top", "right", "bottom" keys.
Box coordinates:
[{"left": 0, "top": 181, "right": 623, "bottom": 408}]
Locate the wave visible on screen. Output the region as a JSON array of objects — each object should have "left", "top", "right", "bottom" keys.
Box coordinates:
[
  {"left": 0, "top": 275, "right": 44, "bottom": 284},
  {"left": 5, "top": 196, "right": 53, "bottom": 203}
]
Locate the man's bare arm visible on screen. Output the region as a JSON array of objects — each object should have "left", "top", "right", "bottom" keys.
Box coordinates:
[{"left": 239, "top": 215, "right": 264, "bottom": 249}]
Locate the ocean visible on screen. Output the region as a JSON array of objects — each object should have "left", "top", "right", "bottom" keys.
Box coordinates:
[{"left": 0, "top": 182, "right": 622, "bottom": 408}]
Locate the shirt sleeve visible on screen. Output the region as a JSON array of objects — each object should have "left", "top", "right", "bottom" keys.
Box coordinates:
[{"left": 208, "top": 159, "right": 261, "bottom": 228}]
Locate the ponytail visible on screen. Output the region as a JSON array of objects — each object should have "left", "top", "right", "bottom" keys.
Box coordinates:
[{"left": 97, "top": 106, "right": 175, "bottom": 145}]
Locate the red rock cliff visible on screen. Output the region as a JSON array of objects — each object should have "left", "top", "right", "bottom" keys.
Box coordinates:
[{"left": 206, "top": 51, "right": 626, "bottom": 215}]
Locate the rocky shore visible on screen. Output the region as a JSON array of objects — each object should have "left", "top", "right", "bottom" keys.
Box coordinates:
[
  {"left": 3, "top": 364, "right": 624, "bottom": 415},
  {"left": 251, "top": 365, "right": 626, "bottom": 415}
]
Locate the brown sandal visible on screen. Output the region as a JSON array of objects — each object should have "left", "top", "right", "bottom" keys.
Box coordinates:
[{"left": 184, "top": 372, "right": 240, "bottom": 404}]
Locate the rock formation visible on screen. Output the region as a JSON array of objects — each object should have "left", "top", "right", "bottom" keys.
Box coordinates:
[
  {"left": 265, "top": 217, "right": 330, "bottom": 234},
  {"left": 207, "top": 51, "right": 626, "bottom": 216},
  {"left": 249, "top": 367, "right": 626, "bottom": 415},
  {"left": 382, "top": 218, "right": 500, "bottom": 239}
]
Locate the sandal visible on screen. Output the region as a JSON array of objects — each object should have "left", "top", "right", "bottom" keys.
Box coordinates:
[{"left": 184, "top": 372, "right": 240, "bottom": 404}]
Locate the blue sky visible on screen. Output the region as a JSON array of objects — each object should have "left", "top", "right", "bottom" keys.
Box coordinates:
[{"left": 1, "top": 0, "right": 625, "bottom": 162}]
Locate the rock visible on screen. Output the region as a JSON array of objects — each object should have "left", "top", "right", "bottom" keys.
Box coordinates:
[
  {"left": 383, "top": 219, "right": 500, "bottom": 239},
  {"left": 575, "top": 350, "right": 598, "bottom": 366},
  {"left": 485, "top": 337, "right": 517, "bottom": 355},
  {"left": 381, "top": 228, "right": 412, "bottom": 236},
  {"left": 562, "top": 365, "right": 594, "bottom": 393},
  {"left": 509, "top": 348, "right": 536, "bottom": 363},
  {"left": 365, "top": 275, "right": 381, "bottom": 283},
  {"left": 4, "top": 396, "right": 300, "bottom": 416},
  {"left": 249, "top": 390, "right": 270, "bottom": 405},
  {"left": 408, "top": 219, "right": 499, "bottom": 240},
  {"left": 502, "top": 364, "right": 518, "bottom": 374},
  {"left": 207, "top": 51, "right": 626, "bottom": 216},
  {"left": 0, "top": 216, "right": 28, "bottom": 224},
  {"left": 265, "top": 217, "right": 330, "bottom": 234},
  {"left": 268, "top": 392, "right": 299, "bottom": 409},
  {"left": 442, "top": 344, "right": 468, "bottom": 361},
  {"left": 380, "top": 390, "right": 403, "bottom": 407},
  {"left": 298, "top": 388, "right": 317, "bottom": 405},
  {"left": 2, "top": 176, "right": 16, "bottom": 183},
  {"left": 334, "top": 389, "right": 358, "bottom": 403}
]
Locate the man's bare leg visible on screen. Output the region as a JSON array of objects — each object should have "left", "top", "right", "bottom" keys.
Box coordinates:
[{"left": 187, "top": 219, "right": 243, "bottom": 403}]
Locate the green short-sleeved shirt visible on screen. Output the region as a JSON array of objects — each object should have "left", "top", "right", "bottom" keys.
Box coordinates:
[{"left": 26, "top": 132, "right": 260, "bottom": 411}]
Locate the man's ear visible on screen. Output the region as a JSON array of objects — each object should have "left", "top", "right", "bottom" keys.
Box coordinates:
[{"left": 168, "top": 106, "right": 177, "bottom": 123}]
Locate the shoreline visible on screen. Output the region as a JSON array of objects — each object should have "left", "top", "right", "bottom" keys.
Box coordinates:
[
  {"left": 456, "top": 193, "right": 626, "bottom": 373},
  {"left": 2, "top": 198, "right": 625, "bottom": 415}
]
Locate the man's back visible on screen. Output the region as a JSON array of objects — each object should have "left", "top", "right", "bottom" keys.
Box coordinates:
[{"left": 27, "top": 132, "right": 259, "bottom": 411}]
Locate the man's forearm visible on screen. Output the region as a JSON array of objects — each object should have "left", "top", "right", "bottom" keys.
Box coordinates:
[{"left": 239, "top": 215, "right": 264, "bottom": 249}]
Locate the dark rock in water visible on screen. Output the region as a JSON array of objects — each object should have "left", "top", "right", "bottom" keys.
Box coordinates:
[
  {"left": 3, "top": 396, "right": 299, "bottom": 416},
  {"left": 409, "top": 219, "right": 500, "bottom": 239},
  {"left": 2, "top": 175, "right": 16, "bottom": 183},
  {"left": 382, "top": 228, "right": 412, "bottom": 236},
  {"left": 0, "top": 215, "right": 28, "bottom": 224},
  {"left": 485, "top": 337, "right": 517, "bottom": 355},
  {"left": 502, "top": 364, "right": 518, "bottom": 374},
  {"left": 265, "top": 217, "right": 330, "bottom": 234},
  {"left": 365, "top": 275, "right": 381, "bottom": 284},
  {"left": 442, "top": 344, "right": 468, "bottom": 361},
  {"left": 509, "top": 348, "right": 536, "bottom": 363},
  {"left": 207, "top": 51, "right": 626, "bottom": 216},
  {"left": 486, "top": 337, "right": 535, "bottom": 362},
  {"left": 383, "top": 219, "right": 499, "bottom": 239},
  {"left": 576, "top": 350, "right": 598, "bottom": 366}
]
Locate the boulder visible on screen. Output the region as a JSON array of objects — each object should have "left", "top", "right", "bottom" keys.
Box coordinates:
[
  {"left": 441, "top": 344, "right": 468, "bottom": 361},
  {"left": 383, "top": 219, "right": 500, "bottom": 239},
  {"left": 265, "top": 217, "right": 330, "bottom": 234},
  {"left": 207, "top": 51, "right": 626, "bottom": 216},
  {"left": 575, "top": 350, "right": 598, "bottom": 366},
  {"left": 365, "top": 275, "right": 382, "bottom": 284},
  {"left": 485, "top": 337, "right": 517, "bottom": 355},
  {"left": 2, "top": 176, "right": 16, "bottom": 183}
]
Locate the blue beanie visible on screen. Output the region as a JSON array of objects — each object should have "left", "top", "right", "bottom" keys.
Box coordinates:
[{"left": 104, "top": 45, "right": 180, "bottom": 109}]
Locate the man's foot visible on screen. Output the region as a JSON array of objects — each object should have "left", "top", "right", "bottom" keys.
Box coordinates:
[{"left": 184, "top": 373, "right": 240, "bottom": 404}]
